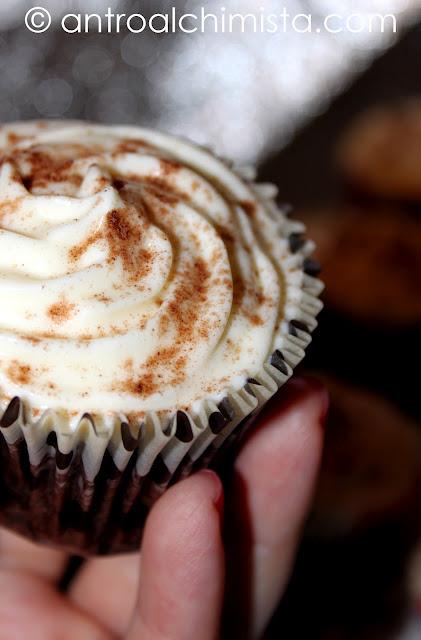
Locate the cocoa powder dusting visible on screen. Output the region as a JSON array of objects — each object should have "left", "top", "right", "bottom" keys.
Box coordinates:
[
  {"left": 216, "top": 225, "right": 235, "bottom": 245},
  {"left": 23, "top": 336, "right": 41, "bottom": 345},
  {"left": 115, "top": 139, "right": 153, "bottom": 154},
  {"left": 20, "top": 149, "right": 81, "bottom": 191},
  {"left": 160, "top": 258, "right": 211, "bottom": 343},
  {"left": 7, "top": 361, "right": 32, "bottom": 385},
  {"left": 145, "top": 348, "right": 188, "bottom": 387},
  {"left": 245, "top": 313, "right": 264, "bottom": 326},
  {"left": 108, "top": 209, "right": 132, "bottom": 241},
  {"left": 118, "top": 347, "right": 189, "bottom": 397},
  {"left": 242, "top": 288, "right": 270, "bottom": 326},
  {"left": 240, "top": 200, "right": 257, "bottom": 218},
  {"left": 126, "top": 373, "right": 158, "bottom": 397},
  {"left": 105, "top": 208, "right": 154, "bottom": 283},
  {"left": 142, "top": 177, "right": 184, "bottom": 206},
  {"left": 69, "top": 230, "right": 102, "bottom": 262},
  {"left": 47, "top": 299, "right": 76, "bottom": 323},
  {"left": 159, "top": 158, "right": 181, "bottom": 176},
  {"left": 144, "top": 346, "right": 181, "bottom": 370},
  {"left": 0, "top": 196, "right": 22, "bottom": 222},
  {"left": 93, "top": 293, "right": 112, "bottom": 304},
  {"left": 128, "top": 258, "right": 211, "bottom": 387},
  {"left": 7, "top": 132, "right": 27, "bottom": 145}
]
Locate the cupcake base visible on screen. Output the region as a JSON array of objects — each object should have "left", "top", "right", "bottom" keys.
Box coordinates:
[{"left": 0, "top": 400, "right": 261, "bottom": 555}]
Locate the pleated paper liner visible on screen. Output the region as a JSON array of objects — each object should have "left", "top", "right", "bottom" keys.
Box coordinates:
[{"left": 0, "top": 215, "right": 323, "bottom": 555}]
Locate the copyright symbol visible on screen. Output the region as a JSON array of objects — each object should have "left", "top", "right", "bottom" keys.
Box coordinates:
[{"left": 25, "top": 6, "right": 52, "bottom": 33}]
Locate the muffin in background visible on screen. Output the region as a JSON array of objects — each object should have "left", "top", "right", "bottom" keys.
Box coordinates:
[
  {"left": 300, "top": 206, "right": 421, "bottom": 327},
  {"left": 337, "top": 98, "right": 421, "bottom": 202},
  {"left": 307, "top": 375, "right": 421, "bottom": 538}
]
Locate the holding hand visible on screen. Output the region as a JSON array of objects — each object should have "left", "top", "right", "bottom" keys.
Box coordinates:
[{"left": 0, "top": 378, "right": 327, "bottom": 640}]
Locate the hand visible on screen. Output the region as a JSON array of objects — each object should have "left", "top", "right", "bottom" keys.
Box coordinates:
[{"left": 0, "top": 378, "right": 328, "bottom": 640}]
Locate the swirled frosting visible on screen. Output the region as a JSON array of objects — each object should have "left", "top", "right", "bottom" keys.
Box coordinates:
[{"left": 0, "top": 121, "right": 302, "bottom": 419}]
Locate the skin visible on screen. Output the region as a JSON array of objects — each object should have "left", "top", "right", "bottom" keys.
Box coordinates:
[{"left": 0, "top": 377, "right": 328, "bottom": 640}]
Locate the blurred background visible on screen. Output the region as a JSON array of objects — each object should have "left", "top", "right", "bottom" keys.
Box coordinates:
[{"left": 1, "top": 1, "right": 421, "bottom": 638}]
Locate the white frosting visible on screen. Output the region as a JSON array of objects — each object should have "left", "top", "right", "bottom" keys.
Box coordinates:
[{"left": 0, "top": 121, "right": 294, "bottom": 419}]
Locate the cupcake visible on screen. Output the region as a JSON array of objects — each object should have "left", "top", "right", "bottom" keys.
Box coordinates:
[
  {"left": 0, "top": 121, "right": 322, "bottom": 554},
  {"left": 337, "top": 99, "right": 421, "bottom": 202},
  {"left": 300, "top": 206, "right": 421, "bottom": 327},
  {"left": 307, "top": 375, "right": 421, "bottom": 537}
]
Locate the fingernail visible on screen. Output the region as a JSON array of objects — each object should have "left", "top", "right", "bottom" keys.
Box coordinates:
[
  {"left": 196, "top": 469, "right": 224, "bottom": 515},
  {"left": 319, "top": 389, "right": 330, "bottom": 428},
  {"left": 287, "top": 375, "right": 324, "bottom": 394},
  {"left": 300, "top": 377, "right": 330, "bottom": 427},
  {"left": 287, "top": 376, "right": 330, "bottom": 428}
]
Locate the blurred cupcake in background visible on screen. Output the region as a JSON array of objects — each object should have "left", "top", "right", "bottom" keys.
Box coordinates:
[
  {"left": 307, "top": 375, "right": 421, "bottom": 538},
  {"left": 300, "top": 206, "right": 421, "bottom": 328},
  {"left": 337, "top": 98, "right": 421, "bottom": 203}
]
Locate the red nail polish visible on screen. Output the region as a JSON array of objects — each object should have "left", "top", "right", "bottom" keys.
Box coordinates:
[
  {"left": 320, "top": 388, "right": 330, "bottom": 430},
  {"left": 285, "top": 376, "right": 330, "bottom": 430},
  {"left": 197, "top": 469, "right": 224, "bottom": 515},
  {"left": 213, "top": 484, "right": 224, "bottom": 516}
]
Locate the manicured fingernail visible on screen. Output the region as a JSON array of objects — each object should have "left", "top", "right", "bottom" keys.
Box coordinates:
[
  {"left": 196, "top": 469, "right": 224, "bottom": 515},
  {"left": 286, "top": 376, "right": 312, "bottom": 392},
  {"left": 319, "top": 390, "right": 330, "bottom": 428},
  {"left": 287, "top": 375, "right": 323, "bottom": 394},
  {"left": 287, "top": 376, "right": 330, "bottom": 427}
]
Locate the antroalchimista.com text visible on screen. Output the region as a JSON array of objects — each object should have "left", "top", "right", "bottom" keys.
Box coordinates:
[{"left": 25, "top": 6, "right": 398, "bottom": 36}]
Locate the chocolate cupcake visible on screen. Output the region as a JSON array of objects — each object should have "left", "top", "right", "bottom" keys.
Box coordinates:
[
  {"left": 337, "top": 99, "right": 421, "bottom": 201},
  {"left": 0, "top": 121, "right": 322, "bottom": 554}
]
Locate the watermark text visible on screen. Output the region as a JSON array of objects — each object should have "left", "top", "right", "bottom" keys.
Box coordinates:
[{"left": 25, "top": 6, "right": 398, "bottom": 36}]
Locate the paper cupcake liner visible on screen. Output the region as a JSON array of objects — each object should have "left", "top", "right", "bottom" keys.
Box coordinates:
[{"left": 0, "top": 194, "right": 323, "bottom": 555}]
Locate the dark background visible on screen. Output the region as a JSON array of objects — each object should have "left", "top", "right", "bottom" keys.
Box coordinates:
[{"left": 262, "top": 22, "right": 421, "bottom": 640}]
